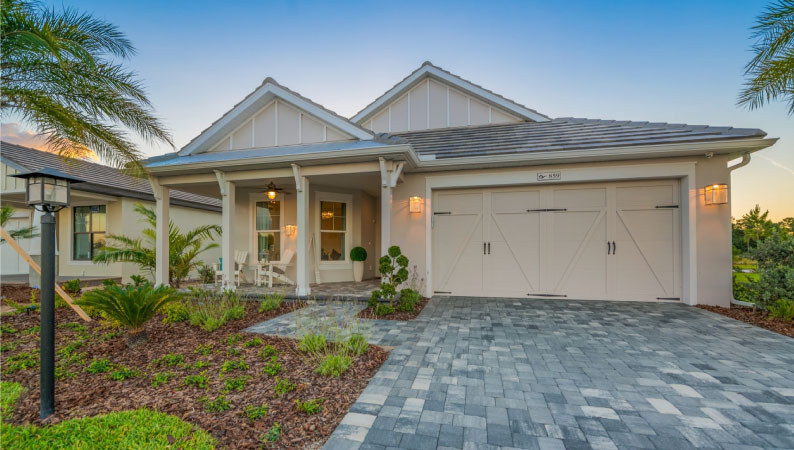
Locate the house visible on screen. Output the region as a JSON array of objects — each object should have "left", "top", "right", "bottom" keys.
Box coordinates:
[
  {"left": 143, "top": 62, "right": 776, "bottom": 306},
  {"left": 0, "top": 142, "right": 222, "bottom": 284}
]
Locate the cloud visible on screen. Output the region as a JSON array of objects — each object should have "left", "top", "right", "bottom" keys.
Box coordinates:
[
  {"left": 757, "top": 154, "right": 794, "bottom": 177},
  {"left": 1, "top": 122, "right": 51, "bottom": 150}
]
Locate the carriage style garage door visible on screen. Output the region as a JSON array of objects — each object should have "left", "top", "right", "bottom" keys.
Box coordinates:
[{"left": 432, "top": 180, "right": 682, "bottom": 301}]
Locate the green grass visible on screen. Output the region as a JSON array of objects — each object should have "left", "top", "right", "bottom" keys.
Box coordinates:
[
  {"left": 0, "top": 408, "right": 216, "bottom": 449},
  {"left": 1, "top": 381, "right": 25, "bottom": 421}
]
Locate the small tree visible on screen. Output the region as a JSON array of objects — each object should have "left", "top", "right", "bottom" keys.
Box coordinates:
[
  {"left": 752, "top": 232, "right": 794, "bottom": 309},
  {"left": 92, "top": 202, "right": 220, "bottom": 287},
  {"left": 369, "top": 245, "right": 409, "bottom": 307}
]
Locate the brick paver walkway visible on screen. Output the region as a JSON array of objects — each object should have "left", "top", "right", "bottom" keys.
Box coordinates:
[{"left": 252, "top": 297, "right": 794, "bottom": 449}]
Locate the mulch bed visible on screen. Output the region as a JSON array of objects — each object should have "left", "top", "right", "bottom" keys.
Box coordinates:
[
  {"left": 1, "top": 300, "right": 389, "bottom": 449},
  {"left": 357, "top": 297, "right": 429, "bottom": 320},
  {"left": 0, "top": 284, "right": 37, "bottom": 304},
  {"left": 697, "top": 305, "right": 794, "bottom": 338}
]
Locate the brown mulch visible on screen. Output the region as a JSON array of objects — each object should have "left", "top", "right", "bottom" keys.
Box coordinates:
[
  {"left": 0, "top": 284, "right": 37, "bottom": 304},
  {"left": 1, "top": 300, "right": 389, "bottom": 449},
  {"left": 357, "top": 297, "right": 429, "bottom": 320},
  {"left": 697, "top": 305, "right": 794, "bottom": 338}
]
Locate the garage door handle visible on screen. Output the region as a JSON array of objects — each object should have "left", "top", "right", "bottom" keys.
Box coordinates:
[
  {"left": 607, "top": 241, "right": 611, "bottom": 255},
  {"left": 487, "top": 242, "right": 490, "bottom": 254},
  {"left": 483, "top": 243, "right": 486, "bottom": 255},
  {"left": 612, "top": 241, "right": 616, "bottom": 254}
]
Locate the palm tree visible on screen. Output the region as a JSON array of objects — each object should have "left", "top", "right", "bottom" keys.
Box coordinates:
[
  {"left": 738, "top": 0, "right": 794, "bottom": 114},
  {"left": 0, "top": 204, "right": 38, "bottom": 243},
  {"left": 1, "top": 0, "right": 172, "bottom": 170},
  {"left": 92, "top": 203, "right": 221, "bottom": 287}
]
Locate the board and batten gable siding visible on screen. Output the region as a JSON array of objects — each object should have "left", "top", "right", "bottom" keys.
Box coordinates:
[
  {"left": 1, "top": 161, "right": 26, "bottom": 191},
  {"left": 208, "top": 99, "right": 353, "bottom": 152},
  {"left": 363, "top": 78, "right": 522, "bottom": 133}
]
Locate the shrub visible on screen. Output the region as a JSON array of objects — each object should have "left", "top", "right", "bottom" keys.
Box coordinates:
[
  {"left": 197, "top": 264, "right": 215, "bottom": 285},
  {"left": 102, "top": 279, "right": 118, "bottom": 288},
  {"left": 259, "top": 292, "right": 285, "bottom": 313},
  {"left": 370, "top": 246, "right": 409, "bottom": 307},
  {"left": 350, "top": 246, "right": 367, "bottom": 262},
  {"left": 315, "top": 354, "right": 352, "bottom": 377},
  {"left": 109, "top": 366, "right": 138, "bottom": 381},
  {"left": 223, "top": 375, "right": 249, "bottom": 392},
  {"left": 243, "top": 404, "right": 268, "bottom": 421},
  {"left": 1, "top": 381, "right": 24, "bottom": 420},
  {"left": 259, "top": 344, "right": 278, "bottom": 359},
  {"left": 195, "top": 344, "right": 214, "bottom": 356},
  {"left": 244, "top": 337, "right": 263, "bottom": 348},
  {"left": 130, "top": 275, "right": 148, "bottom": 287},
  {"left": 296, "top": 398, "right": 324, "bottom": 415},
  {"left": 375, "top": 303, "right": 395, "bottom": 317},
  {"left": 62, "top": 279, "right": 81, "bottom": 295},
  {"left": 273, "top": 377, "right": 296, "bottom": 396},
  {"left": 263, "top": 422, "right": 282, "bottom": 443},
  {"left": 86, "top": 358, "right": 112, "bottom": 374},
  {"left": 77, "top": 283, "right": 181, "bottom": 346},
  {"left": 346, "top": 333, "right": 369, "bottom": 356},
  {"left": 186, "top": 288, "right": 244, "bottom": 332},
  {"left": 298, "top": 332, "right": 326, "bottom": 353},
  {"left": 151, "top": 372, "right": 173, "bottom": 387},
  {"left": 262, "top": 356, "right": 282, "bottom": 376},
  {"left": 184, "top": 372, "right": 208, "bottom": 389},
  {"left": 200, "top": 394, "right": 230, "bottom": 413},
  {"left": 398, "top": 288, "right": 420, "bottom": 312},
  {"left": 769, "top": 299, "right": 794, "bottom": 320},
  {"left": 161, "top": 301, "right": 190, "bottom": 324},
  {"left": 751, "top": 233, "right": 794, "bottom": 309},
  {"left": 221, "top": 358, "right": 249, "bottom": 373}
]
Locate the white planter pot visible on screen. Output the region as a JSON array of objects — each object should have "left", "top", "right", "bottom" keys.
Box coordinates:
[{"left": 353, "top": 261, "right": 364, "bottom": 282}]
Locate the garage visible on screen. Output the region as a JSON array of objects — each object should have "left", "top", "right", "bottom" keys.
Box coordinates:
[{"left": 431, "top": 180, "right": 681, "bottom": 301}]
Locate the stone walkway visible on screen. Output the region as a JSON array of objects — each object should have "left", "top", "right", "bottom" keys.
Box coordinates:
[{"left": 248, "top": 297, "right": 794, "bottom": 450}]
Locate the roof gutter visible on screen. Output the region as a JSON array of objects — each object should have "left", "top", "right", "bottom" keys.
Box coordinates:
[{"left": 728, "top": 152, "right": 755, "bottom": 308}]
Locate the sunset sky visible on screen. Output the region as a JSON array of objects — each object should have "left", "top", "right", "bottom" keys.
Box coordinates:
[{"left": 5, "top": 0, "right": 793, "bottom": 220}]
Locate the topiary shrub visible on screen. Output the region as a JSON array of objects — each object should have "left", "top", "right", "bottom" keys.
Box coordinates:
[
  {"left": 350, "top": 246, "right": 367, "bottom": 262},
  {"left": 370, "top": 245, "right": 409, "bottom": 307}
]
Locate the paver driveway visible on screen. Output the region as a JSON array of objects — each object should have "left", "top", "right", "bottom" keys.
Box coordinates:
[{"left": 318, "top": 297, "right": 794, "bottom": 450}]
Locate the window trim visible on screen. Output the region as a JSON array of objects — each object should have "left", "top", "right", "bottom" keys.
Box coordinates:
[
  {"left": 68, "top": 203, "right": 107, "bottom": 263},
  {"left": 315, "top": 192, "right": 353, "bottom": 267},
  {"left": 249, "top": 193, "right": 285, "bottom": 264}
]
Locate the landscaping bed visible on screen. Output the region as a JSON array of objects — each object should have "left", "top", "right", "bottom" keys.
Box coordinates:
[
  {"left": 698, "top": 305, "right": 794, "bottom": 338},
  {"left": 0, "top": 284, "right": 37, "bottom": 304},
  {"left": 1, "top": 300, "right": 389, "bottom": 449},
  {"left": 357, "top": 297, "right": 429, "bottom": 320}
]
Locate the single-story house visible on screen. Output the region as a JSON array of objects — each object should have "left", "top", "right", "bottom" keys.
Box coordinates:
[
  {"left": 1, "top": 142, "right": 222, "bottom": 284},
  {"left": 144, "top": 62, "right": 776, "bottom": 306}
]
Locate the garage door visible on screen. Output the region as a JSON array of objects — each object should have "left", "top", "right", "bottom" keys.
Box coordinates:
[{"left": 432, "top": 180, "right": 681, "bottom": 301}]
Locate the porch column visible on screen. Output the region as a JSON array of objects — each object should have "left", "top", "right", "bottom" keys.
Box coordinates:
[
  {"left": 150, "top": 178, "right": 170, "bottom": 286},
  {"left": 296, "top": 176, "right": 311, "bottom": 296},
  {"left": 380, "top": 183, "right": 391, "bottom": 257},
  {"left": 215, "top": 171, "right": 236, "bottom": 290}
]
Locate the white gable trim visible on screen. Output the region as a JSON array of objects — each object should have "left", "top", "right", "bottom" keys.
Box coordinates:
[
  {"left": 352, "top": 63, "right": 550, "bottom": 124},
  {"left": 180, "top": 81, "right": 374, "bottom": 156}
]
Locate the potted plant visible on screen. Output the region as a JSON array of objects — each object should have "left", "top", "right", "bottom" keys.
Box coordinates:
[{"left": 350, "top": 246, "right": 367, "bottom": 282}]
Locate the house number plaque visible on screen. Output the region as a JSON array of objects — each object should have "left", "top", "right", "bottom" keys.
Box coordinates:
[{"left": 537, "top": 171, "right": 561, "bottom": 181}]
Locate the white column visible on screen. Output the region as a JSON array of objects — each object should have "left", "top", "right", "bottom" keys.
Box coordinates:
[
  {"left": 381, "top": 183, "right": 392, "bottom": 257},
  {"left": 151, "top": 179, "right": 170, "bottom": 286},
  {"left": 296, "top": 176, "right": 311, "bottom": 295},
  {"left": 218, "top": 176, "right": 236, "bottom": 290}
]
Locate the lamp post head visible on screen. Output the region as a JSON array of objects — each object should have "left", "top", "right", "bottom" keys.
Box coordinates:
[{"left": 12, "top": 168, "right": 84, "bottom": 209}]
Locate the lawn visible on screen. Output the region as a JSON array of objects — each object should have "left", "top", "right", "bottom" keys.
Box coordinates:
[{"left": 0, "top": 291, "right": 388, "bottom": 449}]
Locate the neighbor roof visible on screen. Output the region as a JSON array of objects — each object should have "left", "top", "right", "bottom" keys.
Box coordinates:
[
  {"left": 394, "top": 118, "right": 768, "bottom": 160},
  {"left": 1, "top": 142, "right": 221, "bottom": 211},
  {"left": 352, "top": 61, "right": 551, "bottom": 124}
]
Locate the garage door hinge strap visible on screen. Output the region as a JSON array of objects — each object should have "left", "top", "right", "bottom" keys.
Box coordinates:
[
  {"left": 655, "top": 205, "right": 679, "bottom": 209},
  {"left": 433, "top": 211, "right": 451, "bottom": 215},
  {"left": 526, "top": 208, "right": 568, "bottom": 212},
  {"left": 434, "top": 291, "right": 452, "bottom": 294},
  {"left": 656, "top": 297, "right": 680, "bottom": 300},
  {"left": 527, "top": 293, "right": 568, "bottom": 297}
]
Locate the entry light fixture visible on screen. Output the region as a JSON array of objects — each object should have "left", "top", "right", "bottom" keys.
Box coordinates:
[
  {"left": 409, "top": 196, "right": 423, "bottom": 213},
  {"left": 265, "top": 181, "right": 282, "bottom": 201},
  {"left": 285, "top": 224, "right": 296, "bottom": 236},
  {"left": 704, "top": 184, "right": 728, "bottom": 205}
]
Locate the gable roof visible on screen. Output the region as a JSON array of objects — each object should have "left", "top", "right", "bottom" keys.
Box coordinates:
[
  {"left": 179, "top": 78, "right": 375, "bottom": 156},
  {"left": 1, "top": 142, "right": 221, "bottom": 211},
  {"left": 395, "top": 118, "right": 768, "bottom": 160},
  {"left": 352, "top": 61, "right": 550, "bottom": 125}
]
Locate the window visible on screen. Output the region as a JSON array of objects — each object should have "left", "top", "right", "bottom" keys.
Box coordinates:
[
  {"left": 320, "top": 201, "right": 346, "bottom": 261},
  {"left": 255, "top": 201, "right": 280, "bottom": 261},
  {"left": 73, "top": 205, "right": 106, "bottom": 260}
]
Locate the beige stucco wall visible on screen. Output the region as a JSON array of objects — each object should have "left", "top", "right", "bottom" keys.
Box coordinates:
[
  {"left": 388, "top": 155, "right": 737, "bottom": 307},
  {"left": 56, "top": 197, "right": 221, "bottom": 283}
]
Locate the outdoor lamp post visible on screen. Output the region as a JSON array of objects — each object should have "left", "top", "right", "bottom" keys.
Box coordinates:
[{"left": 12, "top": 168, "right": 83, "bottom": 419}]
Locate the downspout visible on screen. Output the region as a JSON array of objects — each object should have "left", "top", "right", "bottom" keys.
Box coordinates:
[{"left": 727, "top": 153, "right": 755, "bottom": 307}]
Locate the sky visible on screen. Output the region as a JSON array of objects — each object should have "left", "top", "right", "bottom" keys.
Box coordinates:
[{"left": 4, "top": 0, "right": 793, "bottom": 220}]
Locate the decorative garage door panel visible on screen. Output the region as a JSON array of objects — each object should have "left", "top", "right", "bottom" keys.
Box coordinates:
[{"left": 432, "top": 180, "right": 681, "bottom": 301}]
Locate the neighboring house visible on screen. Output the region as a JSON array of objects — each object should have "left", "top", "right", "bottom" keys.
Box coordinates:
[
  {"left": 0, "top": 142, "right": 221, "bottom": 283},
  {"left": 144, "top": 62, "right": 776, "bottom": 306}
]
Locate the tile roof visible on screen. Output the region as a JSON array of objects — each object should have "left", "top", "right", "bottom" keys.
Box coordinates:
[
  {"left": 393, "top": 118, "right": 767, "bottom": 160},
  {"left": 1, "top": 142, "right": 220, "bottom": 211}
]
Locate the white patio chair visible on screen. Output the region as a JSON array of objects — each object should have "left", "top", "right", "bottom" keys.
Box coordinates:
[
  {"left": 213, "top": 250, "right": 248, "bottom": 287},
  {"left": 259, "top": 249, "right": 296, "bottom": 287}
]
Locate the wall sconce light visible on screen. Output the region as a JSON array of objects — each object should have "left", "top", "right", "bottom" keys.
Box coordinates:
[
  {"left": 704, "top": 184, "right": 728, "bottom": 205},
  {"left": 409, "top": 196, "right": 423, "bottom": 213},
  {"left": 284, "top": 224, "right": 297, "bottom": 236}
]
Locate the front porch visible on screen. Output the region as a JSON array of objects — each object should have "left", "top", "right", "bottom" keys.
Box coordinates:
[{"left": 149, "top": 158, "right": 407, "bottom": 295}]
